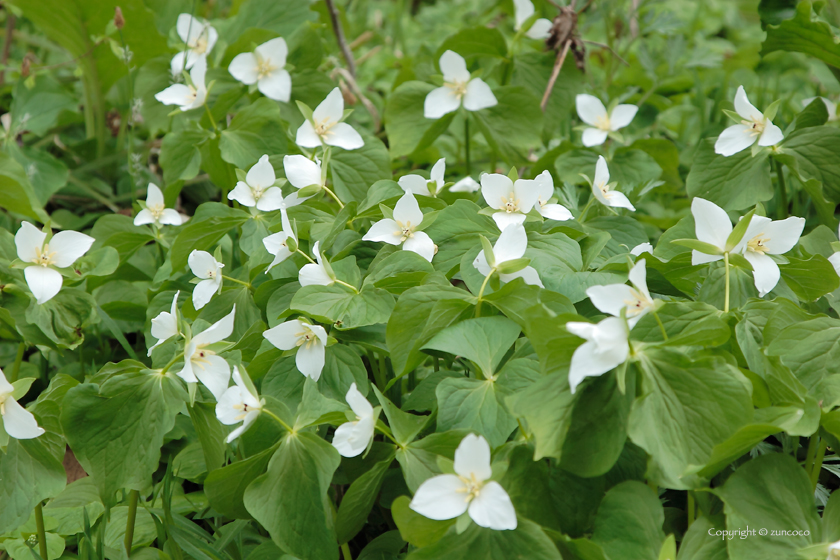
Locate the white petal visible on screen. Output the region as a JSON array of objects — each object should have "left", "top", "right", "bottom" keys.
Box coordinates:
[
  {"left": 193, "top": 354, "right": 231, "bottom": 400},
  {"left": 155, "top": 84, "right": 193, "bottom": 107},
  {"left": 431, "top": 158, "right": 446, "bottom": 187},
  {"left": 586, "top": 284, "right": 635, "bottom": 317},
  {"left": 263, "top": 230, "right": 292, "bottom": 257},
  {"left": 454, "top": 433, "right": 492, "bottom": 481},
  {"left": 513, "top": 179, "right": 541, "bottom": 213},
  {"left": 188, "top": 250, "right": 220, "bottom": 280},
  {"left": 481, "top": 173, "right": 514, "bottom": 211},
  {"left": 246, "top": 155, "right": 275, "bottom": 189},
  {"left": 399, "top": 174, "right": 431, "bottom": 196},
  {"left": 146, "top": 183, "right": 165, "bottom": 207},
  {"left": 228, "top": 182, "right": 256, "bottom": 207},
  {"left": 306, "top": 322, "right": 328, "bottom": 346},
  {"left": 363, "top": 219, "right": 402, "bottom": 245},
  {"left": 733, "top": 86, "right": 763, "bottom": 121},
  {"left": 500, "top": 266, "right": 543, "bottom": 287},
  {"left": 48, "top": 230, "right": 94, "bottom": 268},
  {"left": 0, "top": 370, "right": 14, "bottom": 396},
  {"left": 630, "top": 242, "right": 653, "bottom": 256},
  {"left": 150, "top": 311, "right": 178, "bottom": 352},
  {"left": 194, "top": 305, "right": 236, "bottom": 345},
  {"left": 410, "top": 474, "right": 470, "bottom": 520},
  {"left": 828, "top": 253, "right": 840, "bottom": 276},
  {"left": 176, "top": 343, "right": 198, "bottom": 383},
  {"left": 170, "top": 51, "right": 187, "bottom": 76},
  {"left": 159, "top": 209, "right": 183, "bottom": 226},
  {"left": 258, "top": 70, "right": 291, "bottom": 102},
  {"left": 758, "top": 120, "right": 784, "bottom": 147},
  {"left": 255, "top": 37, "right": 288, "bottom": 67},
  {"left": 2, "top": 398, "right": 44, "bottom": 439},
  {"left": 760, "top": 217, "right": 805, "bottom": 255},
  {"left": 474, "top": 251, "right": 492, "bottom": 277},
  {"left": 424, "top": 86, "right": 461, "bottom": 120},
  {"left": 256, "top": 187, "right": 286, "bottom": 212},
  {"left": 609, "top": 104, "right": 638, "bottom": 130},
  {"left": 403, "top": 231, "right": 436, "bottom": 262},
  {"left": 449, "top": 176, "right": 480, "bottom": 193},
  {"left": 216, "top": 386, "right": 246, "bottom": 425},
  {"left": 463, "top": 79, "right": 497, "bottom": 112},
  {"left": 263, "top": 320, "right": 303, "bottom": 351},
  {"left": 324, "top": 122, "right": 365, "bottom": 150},
  {"left": 439, "top": 50, "right": 470, "bottom": 83},
  {"left": 204, "top": 27, "right": 218, "bottom": 56},
  {"left": 24, "top": 266, "right": 63, "bottom": 305},
  {"left": 295, "top": 120, "right": 322, "bottom": 148},
  {"left": 691, "top": 197, "right": 731, "bottom": 250},
  {"left": 192, "top": 279, "right": 217, "bottom": 310},
  {"left": 526, "top": 18, "right": 553, "bottom": 39},
  {"left": 15, "top": 222, "right": 46, "bottom": 263},
  {"left": 393, "top": 191, "right": 424, "bottom": 226},
  {"left": 714, "top": 124, "right": 756, "bottom": 157},
  {"left": 539, "top": 203, "right": 573, "bottom": 221},
  {"left": 744, "top": 251, "right": 780, "bottom": 297},
  {"left": 581, "top": 128, "right": 608, "bottom": 147},
  {"left": 628, "top": 260, "right": 651, "bottom": 300},
  {"left": 594, "top": 156, "right": 610, "bottom": 187},
  {"left": 604, "top": 191, "right": 635, "bottom": 211},
  {"left": 346, "top": 382, "right": 374, "bottom": 417},
  {"left": 513, "top": 0, "right": 534, "bottom": 28},
  {"left": 468, "top": 481, "right": 517, "bottom": 530},
  {"left": 313, "top": 87, "right": 344, "bottom": 125},
  {"left": 299, "top": 263, "right": 333, "bottom": 287},
  {"left": 492, "top": 211, "right": 527, "bottom": 231},
  {"left": 533, "top": 170, "right": 554, "bottom": 204},
  {"left": 692, "top": 251, "right": 724, "bottom": 266},
  {"left": 190, "top": 55, "right": 207, "bottom": 88},
  {"left": 296, "top": 340, "right": 325, "bottom": 380},
  {"left": 569, "top": 340, "right": 626, "bottom": 393},
  {"left": 566, "top": 321, "right": 597, "bottom": 341},
  {"left": 284, "top": 155, "right": 322, "bottom": 189},
  {"left": 176, "top": 14, "right": 198, "bottom": 44},
  {"left": 228, "top": 53, "right": 259, "bottom": 85},
  {"left": 576, "top": 94, "right": 608, "bottom": 127},
  {"left": 224, "top": 423, "right": 248, "bottom": 443},
  {"left": 494, "top": 223, "right": 527, "bottom": 262},
  {"left": 333, "top": 418, "right": 373, "bottom": 457}
]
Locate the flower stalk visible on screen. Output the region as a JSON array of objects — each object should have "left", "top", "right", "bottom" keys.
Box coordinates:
[
  {"left": 124, "top": 489, "right": 139, "bottom": 554},
  {"left": 34, "top": 503, "right": 48, "bottom": 560}
]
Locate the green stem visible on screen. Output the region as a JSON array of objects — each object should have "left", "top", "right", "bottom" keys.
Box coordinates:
[
  {"left": 774, "top": 159, "right": 788, "bottom": 219},
  {"left": 222, "top": 275, "right": 251, "bottom": 289},
  {"left": 341, "top": 542, "right": 353, "bottom": 560},
  {"left": 264, "top": 409, "right": 293, "bottom": 433},
  {"left": 578, "top": 197, "right": 595, "bottom": 223},
  {"left": 34, "top": 503, "right": 48, "bottom": 560},
  {"left": 124, "top": 489, "right": 139, "bottom": 554},
  {"left": 811, "top": 438, "right": 828, "bottom": 492},
  {"left": 159, "top": 352, "right": 184, "bottom": 376},
  {"left": 464, "top": 116, "right": 471, "bottom": 176},
  {"left": 369, "top": 351, "right": 386, "bottom": 391},
  {"left": 9, "top": 342, "right": 24, "bottom": 382},
  {"left": 475, "top": 270, "right": 495, "bottom": 318},
  {"left": 297, "top": 248, "right": 316, "bottom": 264},
  {"left": 204, "top": 102, "right": 219, "bottom": 132},
  {"left": 375, "top": 425, "right": 398, "bottom": 445},
  {"left": 323, "top": 186, "right": 345, "bottom": 208},
  {"left": 652, "top": 310, "right": 668, "bottom": 341},
  {"left": 804, "top": 435, "right": 818, "bottom": 473},
  {"left": 334, "top": 278, "right": 359, "bottom": 293},
  {"left": 723, "top": 252, "right": 731, "bottom": 313},
  {"left": 687, "top": 490, "right": 695, "bottom": 528}
]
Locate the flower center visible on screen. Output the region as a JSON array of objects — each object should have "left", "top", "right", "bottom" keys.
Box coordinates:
[
  {"left": 149, "top": 203, "right": 166, "bottom": 220},
  {"left": 295, "top": 326, "right": 320, "bottom": 348},
  {"left": 255, "top": 55, "right": 277, "bottom": 80},
  {"left": 598, "top": 182, "right": 611, "bottom": 198},
  {"left": 446, "top": 79, "right": 468, "bottom": 100},
  {"left": 456, "top": 473, "right": 484, "bottom": 503},
  {"left": 741, "top": 117, "right": 765, "bottom": 137},
  {"left": 314, "top": 118, "right": 334, "bottom": 137},
  {"left": 393, "top": 220, "right": 415, "bottom": 243},
  {"left": 623, "top": 288, "right": 651, "bottom": 317},
  {"left": 747, "top": 234, "right": 770, "bottom": 254},
  {"left": 252, "top": 185, "right": 264, "bottom": 200},
  {"left": 193, "top": 347, "right": 216, "bottom": 369},
  {"left": 190, "top": 32, "right": 209, "bottom": 55},
  {"left": 33, "top": 244, "right": 56, "bottom": 267},
  {"left": 500, "top": 193, "right": 521, "bottom": 213},
  {"left": 594, "top": 114, "right": 611, "bottom": 131},
  {"left": 206, "top": 268, "right": 217, "bottom": 279}
]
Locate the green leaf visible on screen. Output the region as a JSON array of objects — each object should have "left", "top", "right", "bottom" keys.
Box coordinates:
[
  {"left": 436, "top": 27, "right": 507, "bottom": 60},
  {"left": 0, "top": 438, "right": 66, "bottom": 534},
  {"left": 336, "top": 451, "right": 396, "bottom": 544},
  {"left": 794, "top": 97, "right": 830, "bottom": 130},
  {"left": 780, "top": 255, "right": 840, "bottom": 301},
  {"left": 219, "top": 98, "right": 288, "bottom": 169},
  {"left": 391, "top": 495, "right": 454, "bottom": 548},
  {"left": 686, "top": 139, "right": 773, "bottom": 211},
  {"left": 384, "top": 81, "right": 457, "bottom": 158},
  {"left": 609, "top": 148, "right": 663, "bottom": 187},
  {"left": 363, "top": 250, "right": 437, "bottom": 294},
  {"left": 218, "top": 0, "right": 315, "bottom": 40},
  {"left": 668, "top": 239, "right": 723, "bottom": 255},
  {"left": 170, "top": 203, "right": 251, "bottom": 270},
  {"left": 512, "top": 52, "right": 583, "bottom": 140},
  {"left": 0, "top": 151, "right": 50, "bottom": 222},
  {"left": 777, "top": 126, "right": 840, "bottom": 202},
  {"left": 25, "top": 288, "right": 98, "bottom": 349},
  {"left": 423, "top": 200, "right": 498, "bottom": 276},
  {"left": 90, "top": 214, "right": 155, "bottom": 260},
  {"left": 435, "top": 377, "right": 517, "bottom": 448},
  {"left": 761, "top": 1, "right": 840, "bottom": 69},
  {"left": 766, "top": 317, "right": 840, "bottom": 390},
  {"left": 60, "top": 368, "right": 187, "bottom": 505},
  {"left": 591, "top": 482, "right": 665, "bottom": 560},
  {"left": 160, "top": 127, "right": 213, "bottom": 183},
  {"left": 676, "top": 515, "right": 727, "bottom": 560},
  {"left": 372, "top": 386, "right": 429, "bottom": 446},
  {"left": 188, "top": 403, "right": 227, "bottom": 472},
  {"left": 507, "top": 373, "right": 577, "bottom": 461},
  {"left": 330, "top": 135, "right": 391, "bottom": 203},
  {"left": 291, "top": 284, "right": 395, "bottom": 329},
  {"left": 630, "top": 301, "right": 730, "bottom": 347},
  {"left": 205, "top": 443, "right": 278, "bottom": 519},
  {"left": 244, "top": 432, "right": 341, "bottom": 560},
  {"left": 423, "top": 316, "right": 520, "bottom": 377},
  {"left": 471, "top": 86, "right": 543, "bottom": 166}
]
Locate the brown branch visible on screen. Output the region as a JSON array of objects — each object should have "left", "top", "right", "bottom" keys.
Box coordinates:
[
  {"left": 325, "top": 0, "right": 356, "bottom": 78},
  {"left": 0, "top": 13, "right": 15, "bottom": 87},
  {"left": 541, "top": 39, "right": 572, "bottom": 111}
]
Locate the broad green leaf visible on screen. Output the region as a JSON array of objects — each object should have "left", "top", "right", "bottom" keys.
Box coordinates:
[
  {"left": 372, "top": 386, "right": 429, "bottom": 446},
  {"left": 330, "top": 135, "right": 391, "bottom": 203},
  {"left": 91, "top": 214, "right": 156, "bottom": 260},
  {"left": 591, "top": 482, "right": 665, "bottom": 560},
  {"left": 766, "top": 317, "right": 840, "bottom": 390},
  {"left": 512, "top": 52, "right": 583, "bottom": 140},
  {"left": 205, "top": 443, "right": 278, "bottom": 519},
  {"left": 25, "top": 288, "right": 98, "bottom": 349},
  {"left": 610, "top": 148, "right": 663, "bottom": 187},
  {"left": 0, "top": 151, "right": 50, "bottom": 222},
  {"left": 356, "top": 531, "right": 406, "bottom": 560},
  {"left": 777, "top": 127, "right": 840, "bottom": 202},
  {"left": 676, "top": 516, "right": 727, "bottom": 560},
  {"left": 405, "top": 519, "right": 562, "bottom": 560},
  {"left": 780, "top": 255, "right": 840, "bottom": 301},
  {"left": 218, "top": 0, "right": 315, "bottom": 40},
  {"left": 43, "top": 478, "right": 105, "bottom": 536},
  {"left": 436, "top": 26, "right": 507, "bottom": 60},
  {"left": 794, "top": 97, "right": 830, "bottom": 130},
  {"left": 761, "top": 1, "right": 840, "bottom": 70},
  {"left": 0, "top": 438, "right": 66, "bottom": 534},
  {"left": 188, "top": 403, "right": 227, "bottom": 472},
  {"left": 391, "top": 495, "right": 454, "bottom": 548},
  {"left": 630, "top": 301, "right": 730, "bottom": 347},
  {"left": 396, "top": 430, "right": 468, "bottom": 492},
  {"left": 336, "top": 451, "right": 396, "bottom": 544},
  {"left": 507, "top": 373, "right": 577, "bottom": 461},
  {"left": 471, "top": 86, "right": 542, "bottom": 166},
  {"left": 219, "top": 98, "right": 288, "bottom": 169},
  {"left": 160, "top": 127, "right": 213, "bottom": 183},
  {"left": 291, "top": 285, "right": 395, "bottom": 329},
  {"left": 423, "top": 316, "right": 520, "bottom": 377},
  {"left": 423, "top": 200, "right": 498, "bottom": 276},
  {"left": 435, "top": 377, "right": 517, "bottom": 448},
  {"left": 686, "top": 139, "right": 772, "bottom": 211},
  {"left": 384, "top": 81, "right": 456, "bottom": 158},
  {"left": 9, "top": 75, "right": 76, "bottom": 136},
  {"left": 170, "top": 203, "right": 251, "bottom": 270},
  {"left": 363, "top": 250, "right": 437, "bottom": 294}
]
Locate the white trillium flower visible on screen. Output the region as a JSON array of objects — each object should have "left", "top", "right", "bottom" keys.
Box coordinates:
[
  {"left": 170, "top": 14, "right": 218, "bottom": 75},
  {"left": 802, "top": 96, "right": 837, "bottom": 121},
  {"left": 690, "top": 197, "right": 732, "bottom": 265},
  {"left": 576, "top": 94, "right": 638, "bottom": 147},
  {"left": 567, "top": 317, "right": 629, "bottom": 394},
  {"left": 176, "top": 306, "right": 236, "bottom": 400},
  {"left": 134, "top": 183, "right": 182, "bottom": 227},
  {"left": 586, "top": 260, "right": 654, "bottom": 328},
  {"left": 296, "top": 87, "right": 364, "bottom": 150},
  {"left": 424, "top": 50, "right": 498, "bottom": 120},
  {"left": 332, "top": 383, "right": 375, "bottom": 458},
  {"left": 399, "top": 158, "right": 446, "bottom": 197},
  {"left": 827, "top": 539, "right": 840, "bottom": 560},
  {"left": 733, "top": 215, "right": 805, "bottom": 297},
  {"left": 363, "top": 191, "right": 436, "bottom": 262},
  {"left": 714, "top": 86, "right": 784, "bottom": 157},
  {"left": 409, "top": 434, "right": 517, "bottom": 531},
  {"left": 449, "top": 176, "right": 481, "bottom": 193},
  {"left": 188, "top": 250, "right": 224, "bottom": 310},
  {"left": 283, "top": 154, "right": 325, "bottom": 208},
  {"left": 15, "top": 222, "right": 95, "bottom": 305},
  {"left": 148, "top": 291, "right": 181, "bottom": 356},
  {"left": 630, "top": 242, "right": 653, "bottom": 256},
  {"left": 263, "top": 319, "right": 328, "bottom": 380},
  {"left": 228, "top": 155, "right": 288, "bottom": 211},
  {"left": 591, "top": 156, "right": 635, "bottom": 211},
  {"left": 228, "top": 38, "right": 291, "bottom": 102},
  {"left": 0, "top": 368, "right": 44, "bottom": 440},
  {"left": 480, "top": 173, "right": 541, "bottom": 230},
  {"left": 533, "top": 170, "right": 572, "bottom": 221},
  {"left": 156, "top": 56, "right": 207, "bottom": 112},
  {"left": 299, "top": 241, "right": 334, "bottom": 287},
  {"left": 263, "top": 211, "right": 297, "bottom": 273},
  {"left": 474, "top": 224, "right": 544, "bottom": 288},
  {"left": 513, "top": 0, "right": 553, "bottom": 39},
  {"left": 216, "top": 366, "right": 264, "bottom": 443}
]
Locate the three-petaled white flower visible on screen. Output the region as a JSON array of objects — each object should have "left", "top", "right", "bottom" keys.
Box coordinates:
[
  {"left": 15, "top": 222, "right": 94, "bottom": 305},
  {"left": 148, "top": 291, "right": 181, "bottom": 356},
  {"left": 586, "top": 260, "right": 654, "bottom": 328},
  {"left": 134, "top": 183, "right": 182, "bottom": 227},
  {"left": 399, "top": 158, "right": 446, "bottom": 197},
  {"left": 263, "top": 211, "right": 297, "bottom": 273},
  {"left": 156, "top": 56, "right": 207, "bottom": 112},
  {"left": 228, "top": 155, "right": 288, "bottom": 211},
  {"left": 802, "top": 96, "right": 838, "bottom": 121},
  {"left": 480, "top": 172, "right": 541, "bottom": 231},
  {"left": 567, "top": 317, "right": 630, "bottom": 394},
  {"left": 332, "top": 383, "right": 375, "bottom": 457},
  {"left": 0, "top": 367, "right": 44, "bottom": 440},
  {"left": 363, "top": 191, "right": 436, "bottom": 262},
  {"left": 188, "top": 250, "right": 224, "bottom": 310},
  {"left": 296, "top": 88, "right": 364, "bottom": 150},
  {"left": 283, "top": 155, "right": 324, "bottom": 205},
  {"left": 228, "top": 38, "right": 291, "bottom": 102},
  {"left": 299, "top": 241, "right": 335, "bottom": 287},
  {"left": 591, "top": 156, "right": 635, "bottom": 211},
  {"left": 733, "top": 215, "right": 805, "bottom": 297},
  {"left": 424, "top": 50, "right": 497, "bottom": 120},
  {"left": 216, "top": 366, "right": 264, "bottom": 443},
  {"left": 689, "top": 198, "right": 733, "bottom": 266},
  {"left": 409, "top": 433, "right": 517, "bottom": 531},
  {"left": 449, "top": 176, "right": 481, "bottom": 193},
  {"left": 170, "top": 14, "right": 217, "bottom": 75},
  {"left": 474, "top": 224, "right": 544, "bottom": 288},
  {"left": 533, "top": 170, "right": 572, "bottom": 221},
  {"left": 263, "top": 319, "right": 328, "bottom": 380},
  {"left": 176, "top": 306, "right": 236, "bottom": 400},
  {"left": 513, "top": 0, "right": 553, "bottom": 39},
  {"left": 576, "top": 94, "right": 638, "bottom": 147},
  {"left": 714, "top": 86, "right": 784, "bottom": 157}
]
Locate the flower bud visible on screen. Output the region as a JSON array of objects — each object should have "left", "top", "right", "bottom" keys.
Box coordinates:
[{"left": 114, "top": 7, "right": 125, "bottom": 29}]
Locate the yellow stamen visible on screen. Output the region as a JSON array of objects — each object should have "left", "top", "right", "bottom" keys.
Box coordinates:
[
  {"left": 33, "top": 244, "right": 56, "bottom": 267},
  {"left": 500, "top": 193, "right": 521, "bottom": 214},
  {"left": 594, "top": 114, "right": 611, "bottom": 131},
  {"left": 747, "top": 234, "right": 770, "bottom": 254}
]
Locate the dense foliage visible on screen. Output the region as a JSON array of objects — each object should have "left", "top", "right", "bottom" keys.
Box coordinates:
[{"left": 3, "top": 0, "right": 840, "bottom": 559}]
